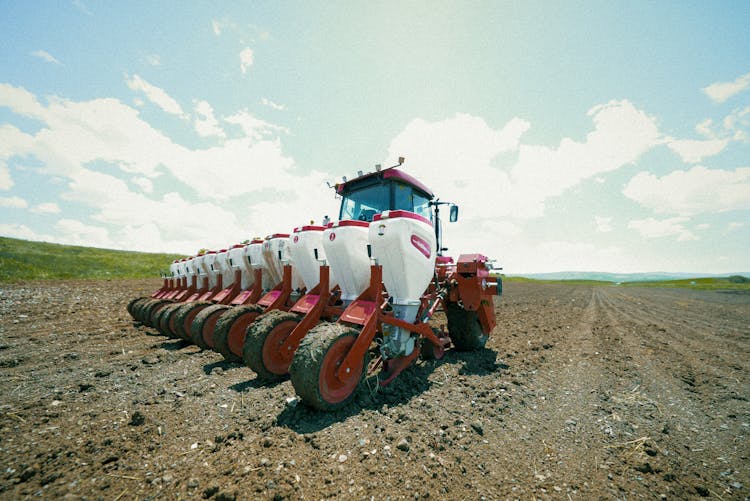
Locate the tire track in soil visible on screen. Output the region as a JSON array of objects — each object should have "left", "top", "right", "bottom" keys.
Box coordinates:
[
  {"left": 593, "top": 287, "right": 749, "bottom": 499},
  {"left": 489, "top": 287, "right": 619, "bottom": 498}
]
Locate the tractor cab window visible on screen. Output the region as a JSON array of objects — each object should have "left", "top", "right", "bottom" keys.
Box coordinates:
[
  {"left": 394, "top": 183, "right": 432, "bottom": 221},
  {"left": 340, "top": 183, "right": 391, "bottom": 222},
  {"left": 340, "top": 180, "right": 434, "bottom": 222}
]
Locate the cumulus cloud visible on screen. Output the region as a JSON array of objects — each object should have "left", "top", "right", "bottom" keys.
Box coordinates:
[
  {"left": 125, "top": 74, "right": 185, "bottom": 117},
  {"left": 240, "top": 47, "right": 254, "bottom": 74},
  {"left": 666, "top": 138, "right": 729, "bottom": 163},
  {"left": 628, "top": 217, "right": 697, "bottom": 242},
  {"left": 194, "top": 100, "right": 225, "bottom": 138},
  {"left": 0, "top": 83, "right": 334, "bottom": 253},
  {"left": 145, "top": 54, "right": 161, "bottom": 67},
  {"left": 0, "top": 223, "right": 53, "bottom": 242},
  {"left": 0, "top": 196, "right": 27, "bottom": 208},
  {"left": 31, "top": 50, "right": 62, "bottom": 65},
  {"left": 0, "top": 161, "right": 12, "bottom": 190},
  {"left": 55, "top": 218, "right": 112, "bottom": 248},
  {"left": 703, "top": 71, "right": 750, "bottom": 103},
  {"left": 388, "top": 100, "right": 660, "bottom": 220},
  {"left": 31, "top": 202, "right": 61, "bottom": 214},
  {"left": 623, "top": 166, "right": 750, "bottom": 216},
  {"left": 131, "top": 176, "right": 153, "bottom": 193},
  {"left": 261, "top": 98, "right": 286, "bottom": 111},
  {"left": 595, "top": 216, "right": 612, "bottom": 232}
]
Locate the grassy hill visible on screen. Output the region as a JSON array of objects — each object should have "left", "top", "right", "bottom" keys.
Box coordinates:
[
  {"left": 499, "top": 273, "right": 750, "bottom": 290},
  {"left": 0, "top": 236, "right": 183, "bottom": 282}
]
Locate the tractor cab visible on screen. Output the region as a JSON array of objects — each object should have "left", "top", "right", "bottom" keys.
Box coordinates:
[
  {"left": 336, "top": 164, "right": 458, "bottom": 255},
  {"left": 337, "top": 167, "right": 434, "bottom": 223}
]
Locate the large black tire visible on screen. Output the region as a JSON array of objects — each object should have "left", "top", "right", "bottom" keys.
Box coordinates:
[
  {"left": 190, "top": 304, "right": 231, "bottom": 349},
  {"left": 446, "top": 303, "right": 488, "bottom": 351},
  {"left": 213, "top": 304, "right": 264, "bottom": 362},
  {"left": 289, "top": 322, "right": 366, "bottom": 411},
  {"left": 243, "top": 310, "right": 301, "bottom": 382},
  {"left": 157, "top": 302, "right": 184, "bottom": 338},
  {"left": 127, "top": 296, "right": 149, "bottom": 318},
  {"left": 134, "top": 298, "right": 162, "bottom": 323},
  {"left": 173, "top": 301, "right": 213, "bottom": 342},
  {"left": 143, "top": 299, "right": 172, "bottom": 327},
  {"left": 151, "top": 304, "right": 172, "bottom": 336}
]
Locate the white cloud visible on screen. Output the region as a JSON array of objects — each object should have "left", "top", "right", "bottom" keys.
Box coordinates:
[
  {"left": 723, "top": 106, "right": 750, "bottom": 142},
  {"left": 0, "top": 83, "right": 335, "bottom": 252},
  {"left": 131, "top": 176, "right": 153, "bottom": 193},
  {"left": 224, "top": 110, "right": 288, "bottom": 140},
  {"left": 31, "top": 202, "right": 61, "bottom": 214},
  {"left": 125, "top": 74, "right": 185, "bottom": 117},
  {"left": 703, "top": 71, "right": 750, "bottom": 103},
  {"left": 728, "top": 221, "right": 744, "bottom": 231},
  {"left": 696, "top": 223, "right": 710, "bottom": 230},
  {"left": 595, "top": 216, "right": 612, "bottom": 232},
  {"left": 0, "top": 223, "right": 53, "bottom": 242},
  {"left": 628, "top": 217, "right": 697, "bottom": 242},
  {"left": 0, "top": 84, "right": 47, "bottom": 120},
  {"left": 261, "top": 98, "right": 286, "bottom": 111},
  {"left": 212, "top": 19, "right": 223, "bottom": 35},
  {"left": 72, "top": 0, "right": 93, "bottom": 16},
  {"left": 31, "top": 50, "right": 62, "bottom": 65},
  {"left": 0, "top": 161, "right": 12, "bottom": 190},
  {"left": 384, "top": 101, "right": 664, "bottom": 259},
  {"left": 623, "top": 166, "right": 750, "bottom": 216},
  {"left": 194, "top": 100, "right": 225, "bottom": 138},
  {"left": 0, "top": 196, "right": 27, "bottom": 208},
  {"left": 695, "top": 119, "right": 715, "bottom": 138},
  {"left": 240, "top": 47, "right": 254, "bottom": 74},
  {"left": 145, "top": 54, "right": 161, "bottom": 67},
  {"left": 55, "top": 218, "right": 112, "bottom": 248},
  {"left": 666, "top": 137, "right": 729, "bottom": 163}
]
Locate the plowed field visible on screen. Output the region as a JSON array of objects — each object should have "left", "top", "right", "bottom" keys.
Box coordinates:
[{"left": 1, "top": 280, "right": 748, "bottom": 499}]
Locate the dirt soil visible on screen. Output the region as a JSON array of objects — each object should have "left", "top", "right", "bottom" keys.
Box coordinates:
[{"left": 1, "top": 279, "right": 748, "bottom": 500}]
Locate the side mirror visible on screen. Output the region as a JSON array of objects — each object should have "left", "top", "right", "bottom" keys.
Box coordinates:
[{"left": 449, "top": 204, "right": 459, "bottom": 222}]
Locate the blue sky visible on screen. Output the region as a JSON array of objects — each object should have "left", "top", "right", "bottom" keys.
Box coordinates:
[{"left": 1, "top": 1, "right": 749, "bottom": 273}]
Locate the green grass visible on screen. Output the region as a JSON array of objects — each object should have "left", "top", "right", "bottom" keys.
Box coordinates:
[
  {"left": 499, "top": 275, "right": 613, "bottom": 286},
  {"left": 619, "top": 276, "right": 750, "bottom": 290},
  {"left": 0, "top": 236, "right": 183, "bottom": 282},
  {"left": 500, "top": 273, "right": 750, "bottom": 290}
]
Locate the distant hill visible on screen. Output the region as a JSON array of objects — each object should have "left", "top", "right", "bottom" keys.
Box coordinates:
[
  {"left": 0, "top": 236, "right": 182, "bottom": 282},
  {"left": 510, "top": 271, "right": 750, "bottom": 283}
]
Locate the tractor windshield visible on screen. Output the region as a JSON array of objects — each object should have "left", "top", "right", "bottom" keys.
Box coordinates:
[{"left": 339, "top": 180, "right": 432, "bottom": 222}]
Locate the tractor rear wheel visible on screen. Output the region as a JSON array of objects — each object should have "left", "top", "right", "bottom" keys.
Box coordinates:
[
  {"left": 157, "top": 302, "right": 184, "bottom": 338},
  {"left": 174, "top": 301, "right": 212, "bottom": 342},
  {"left": 213, "top": 304, "right": 264, "bottom": 363},
  {"left": 446, "top": 303, "right": 488, "bottom": 351},
  {"left": 190, "top": 304, "right": 231, "bottom": 349},
  {"left": 243, "top": 310, "right": 300, "bottom": 381},
  {"left": 289, "top": 322, "right": 366, "bottom": 411}
]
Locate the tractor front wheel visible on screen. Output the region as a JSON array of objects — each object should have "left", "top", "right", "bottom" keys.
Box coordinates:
[
  {"left": 289, "top": 323, "right": 366, "bottom": 411},
  {"left": 213, "top": 305, "right": 263, "bottom": 363},
  {"left": 446, "top": 303, "right": 488, "bottom": 351},
  {"left": 243, "top": 310, "right": 300, "bottom": 381}
]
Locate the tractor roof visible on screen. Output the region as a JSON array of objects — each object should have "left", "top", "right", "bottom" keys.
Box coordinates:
[{"left": 336, "top": 167, "right": 434, "bottom": 199}]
